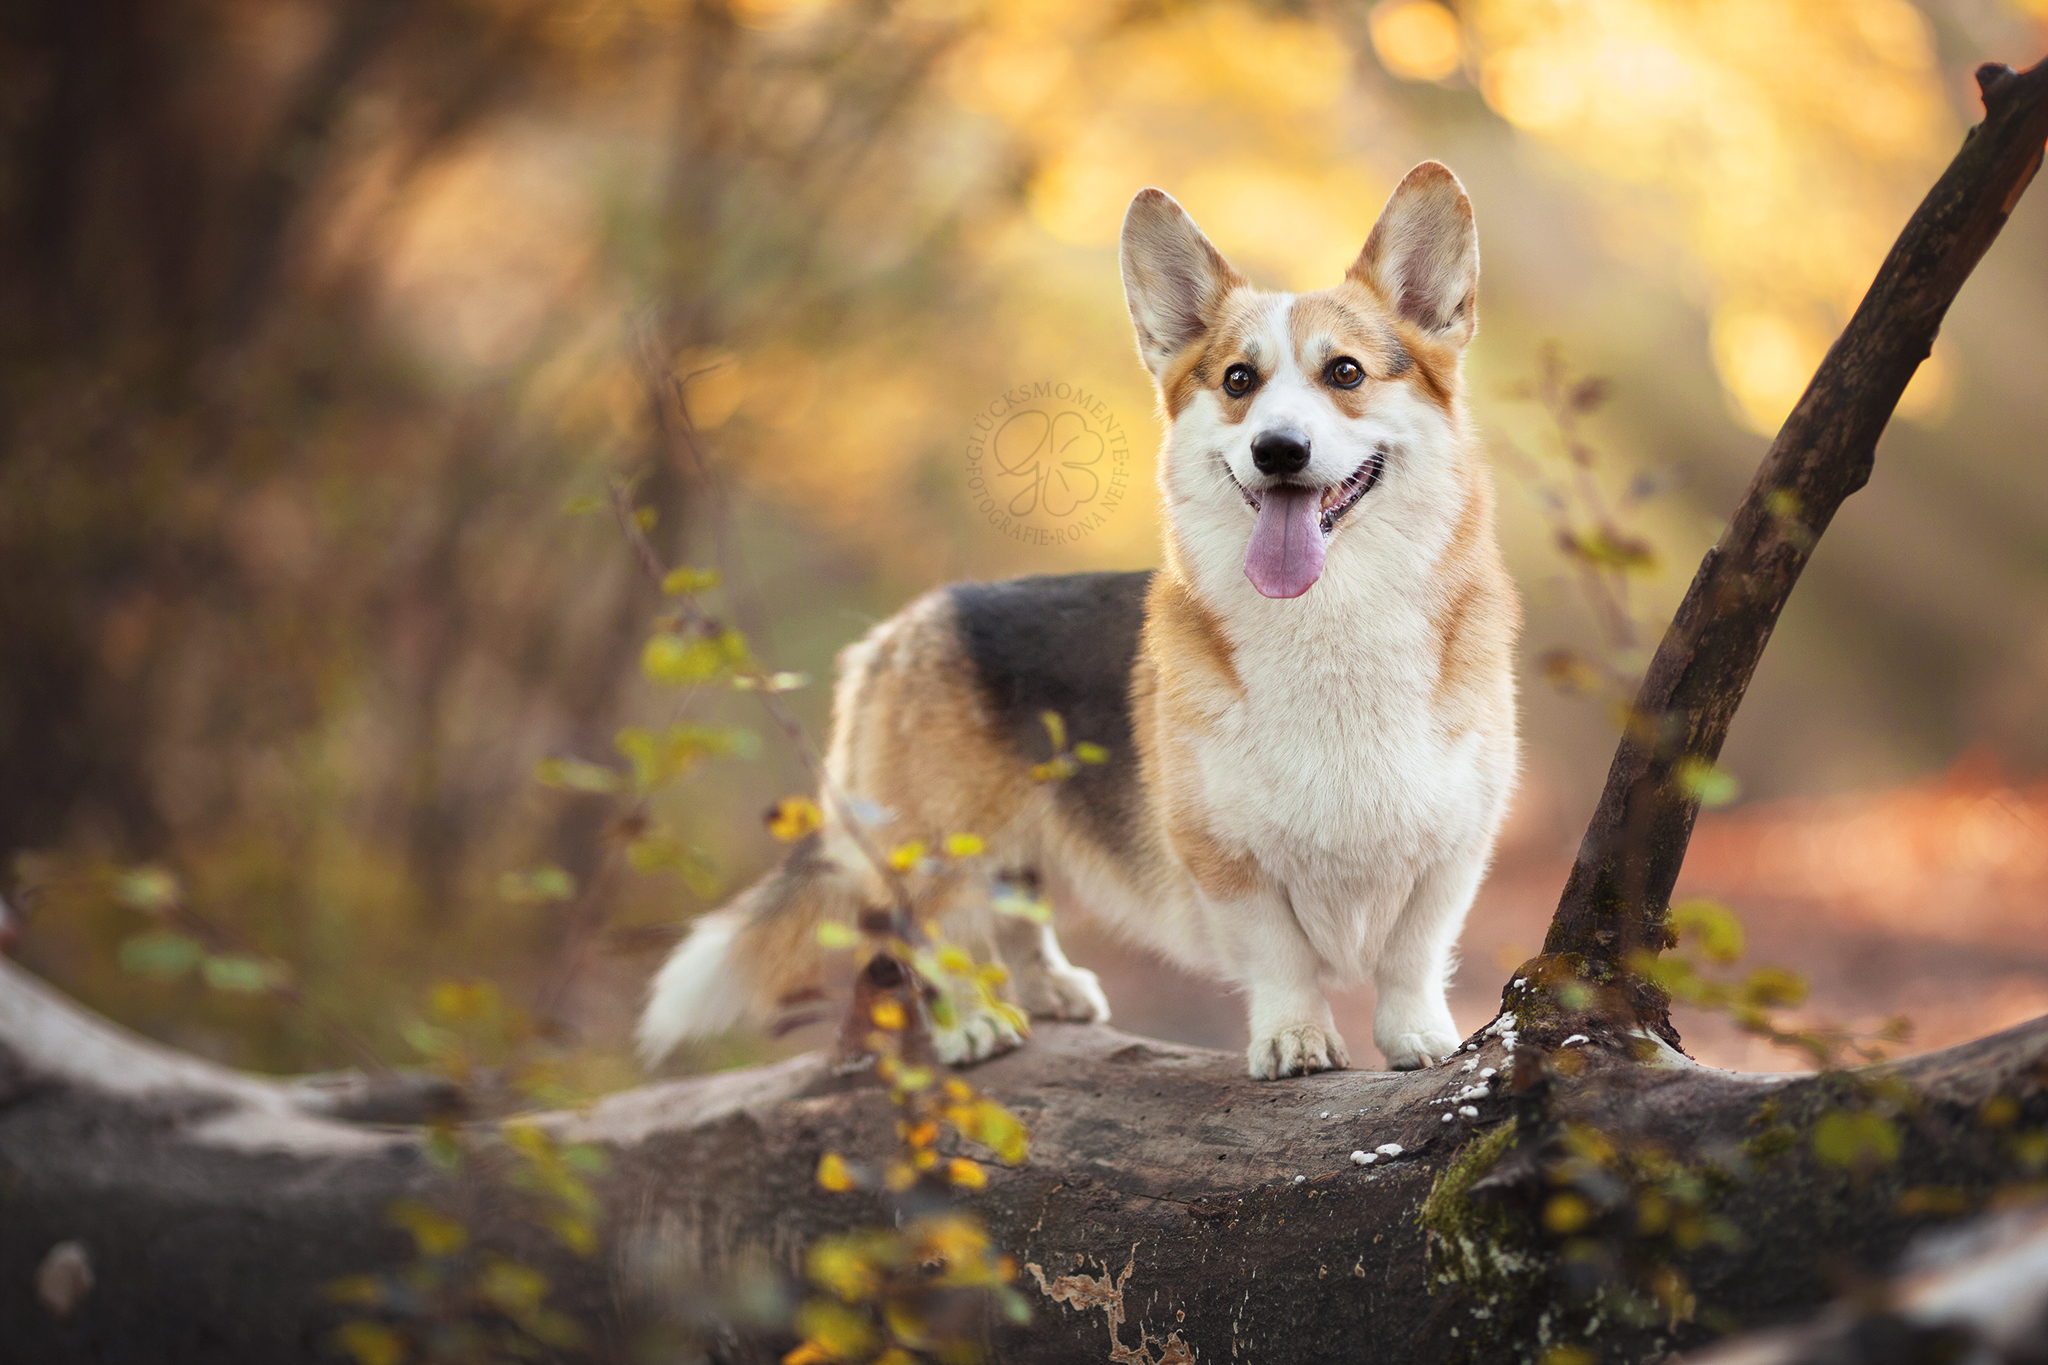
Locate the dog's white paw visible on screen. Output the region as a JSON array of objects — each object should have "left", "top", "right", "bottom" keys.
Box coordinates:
[
  {"left": 1012, "top": 962, "right": 1111, "bottom": 1023},
  {"left": 932, "top": 1002, "right": 1026, "bottom": 1067},
  {"left": 1377, "top": 1028, "right": 1462, "bottom": 1071},
  {"left": 1247, "top": 1023, "right": 1350, "bottom": 1080}
]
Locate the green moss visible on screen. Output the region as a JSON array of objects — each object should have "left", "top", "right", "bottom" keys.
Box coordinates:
[{"left": 1418, "top": 1123, "right": 1534, "bottom": 1296}]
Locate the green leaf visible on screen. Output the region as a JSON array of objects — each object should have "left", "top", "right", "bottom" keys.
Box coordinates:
[
  {"left": 403, "top": 1019, "right": 460, "bottom": 1061},
  {"left": 561, "top": 1144, "right": 609, "bottom": 1176},
  {"left": 202, "top": 955, "right": 277, "bottom": 992},
  {"left": 614, "top": 724, "right": 758, "bottom": 791},
  {"left": 816, "top": 921, "right": 860, "bottom": 949},
  {"left": 992, "top": 888, "right": 1052, "bottom": 923},
  {"left": 641, "top": 629, "right": 751, "bottom": 686},
  {"left": 1812, "top": 1110, "right": 1900, "bottom": 1169},
  {"left": 498, "top": 867, "right": 577, "bottom": 903},
  {"left": 114, "top": 866, "right": 180, "bottom": 913},
  {"left": 1039, "top": 710, "right": 1068, "bottom": 752},
  {"left": 1072, "top": 742, "right": 1109, "bottom": 765},
  {"left": 118, "top": 930, "right": 203, "bottom": 978},
  {"left": 1668, "top": 898, "right": 1745, "bottom": 963},
  {"left": 1740, "top": 965, "right": 1807, "bottom": 1010},
  {"left": 1673, "top": 756, "right": 1741, "bottom": 808},
  {"left": 732, "top": 669, "right": 811, "bottom": 693},
  {"left": 533, "top": 758, "right": 621, "bottom": 793}
]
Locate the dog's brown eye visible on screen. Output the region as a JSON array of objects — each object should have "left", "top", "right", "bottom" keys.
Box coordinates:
[
  {"left": 1326, "top": 357, "right": 1364, "bottom": 390},
  {"left": 1223, "top": 364, "right": 1256, "bottom": 397}
]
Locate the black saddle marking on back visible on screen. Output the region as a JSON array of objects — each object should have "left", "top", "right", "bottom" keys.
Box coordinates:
[{"left": 950, "top": 570, "right": 1153, "bottom": 862}]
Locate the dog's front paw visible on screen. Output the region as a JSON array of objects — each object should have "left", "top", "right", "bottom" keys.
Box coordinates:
[
  {"left": 932, "top": 1001, "right": 1026, "bottom": 1067},
  {"left": 1012, "top": 962, "right": 1111, "bottom": 1023},
  {"left": 1377, "top": 1028, "right": 1462, "bottom": 1071},
  {"left": 1247, "top": 1023, "right": 1350, "bottom": 1080}
]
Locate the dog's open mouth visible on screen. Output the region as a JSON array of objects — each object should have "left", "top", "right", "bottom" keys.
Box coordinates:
[{"left": 1229, "top": 450, "right": 1385, "bottom": 599}]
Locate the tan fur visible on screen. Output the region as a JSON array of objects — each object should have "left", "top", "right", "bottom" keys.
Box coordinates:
[
  {"left": 830, "top": 592, "right": 1040, "bottom": 871},
  {"left": 1161, "top": 287, "right": 1284, "bottom": 422},
  {"left": 1428, "top": 450, "right": 1521, "bottom": 730}
]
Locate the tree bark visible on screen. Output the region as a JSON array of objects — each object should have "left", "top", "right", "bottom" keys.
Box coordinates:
[
  {"left": 5, "top": 47, "right": 2048, "bottom": 1365},
  {"left": 6, "top": 956, "right": 2048, "bottom": 1365},
  {"left": 1539, "top": 57, "right": 2048, "bottom": 1036}
]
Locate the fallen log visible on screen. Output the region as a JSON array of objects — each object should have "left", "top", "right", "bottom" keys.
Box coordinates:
[{"left": 6, "top": 955, "right": 2048, "bottom": 1363}]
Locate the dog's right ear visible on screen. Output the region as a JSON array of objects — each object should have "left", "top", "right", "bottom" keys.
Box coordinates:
[{"left": 1120, "top": 189, "right": 1245, "bottom": 381}]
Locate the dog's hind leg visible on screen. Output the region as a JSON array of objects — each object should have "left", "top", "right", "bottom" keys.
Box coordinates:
[{"left": 994, "top": 910, "right": 1110, "bottom": 1023}]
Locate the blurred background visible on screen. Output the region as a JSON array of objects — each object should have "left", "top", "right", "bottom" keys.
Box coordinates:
[{"left": 4, "top": 0, "right": 2045, "bottom": 1087}]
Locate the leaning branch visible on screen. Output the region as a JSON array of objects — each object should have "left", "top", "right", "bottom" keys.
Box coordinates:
[{"left": 1537, "top": 59, "right": 2048, "bottom": 1027}]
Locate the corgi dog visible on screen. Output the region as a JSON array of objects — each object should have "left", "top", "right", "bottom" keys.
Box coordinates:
[{"left": 638, "top": 162, "right": 1519, "bottom": 1080}]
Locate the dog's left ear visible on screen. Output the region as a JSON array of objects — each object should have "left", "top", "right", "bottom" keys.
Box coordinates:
[{"left": 1347, "top": 161, "right": 1479, "bottom": 347}]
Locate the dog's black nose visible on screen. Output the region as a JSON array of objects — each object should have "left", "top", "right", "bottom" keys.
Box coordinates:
[{"left": 1250, "top": 428, "right": 1311, "bottom": 476}]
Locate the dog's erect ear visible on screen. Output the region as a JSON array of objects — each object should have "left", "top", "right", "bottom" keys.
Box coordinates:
[
  {"left": 1120, "top": 189, "right": 1246, "bottom": 380},
  {"left": 1347, "top": 162, "right": 1479, "bottom": 347}
]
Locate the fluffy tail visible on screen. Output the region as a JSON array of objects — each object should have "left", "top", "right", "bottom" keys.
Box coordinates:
[{"left": 635, "top": 836, "right": 856, "bottom": 1066}]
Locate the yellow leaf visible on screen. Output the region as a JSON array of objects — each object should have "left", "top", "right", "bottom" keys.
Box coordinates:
[
  {"left": 884, "top": 1161, "right": 918, "bottom": 1192},
  {"left": 943, "top": 832, "right": 986, "bottom": 858},
  {"left": 336, "top": 1320, "right": 408, "bottom": 1365},
  {"left": 428, "top": 979, "right": 498, "bottom": 1022},
  {"left": 1072, "top": 742, "right": 1109, "bottom": 765},
  {"left": 533, "top": 757, "right": 621, "bottom": 793},
  {"left": 816, "top": 1151, "right": 858, "bottom": 1192},
  {"left": 642, "top": 629, "right": 751, "bottom": 686},
  {"left": 767, "top": 795, "right": 825, "bottom": 842},
  {"left": 946, "top": 1158, "right": 988, "bottom": 1189},
  {"left": 794, "top": 1301, "right": 877, "bottom": 1360},
  {"left": 1543, "top": 1192, "right": 1592, "bottom": 1234},
  {"left": 387, "top": 1201, "right": 467, "bottom": 1258},
  {"left": 1039, "top": 710, "right": 1067, "bottom": 751},
  {"left": 323, "top": 1275, "right": 383, "bottom": 1307},
  {"left": 816, "top": 921, "right": 860, "bottom": 949},
  {"left": 660, "top": 566, "right": 722, "bottom": 595},
  {"left": 870, "top": 998, "right": 906, "bottom": 1031},
  {"left": 887, "top": 841, "right": 926, "bottom": 872},
  {"left": 806, "top": 1238, "right": 880, "bottom": 1302},
  {"left": 1813, "top": 1110, "right": 1900, "bottom": 1169}
]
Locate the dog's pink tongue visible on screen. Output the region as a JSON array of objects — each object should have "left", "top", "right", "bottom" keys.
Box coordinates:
[{"left": 1244, "top": 488, "right": 1326, "bottom": 599}]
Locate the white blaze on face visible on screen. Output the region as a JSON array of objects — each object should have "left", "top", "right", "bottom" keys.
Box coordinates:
[{"left": 1239, "top": 296, "right": 1327, "bottom": 599}]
